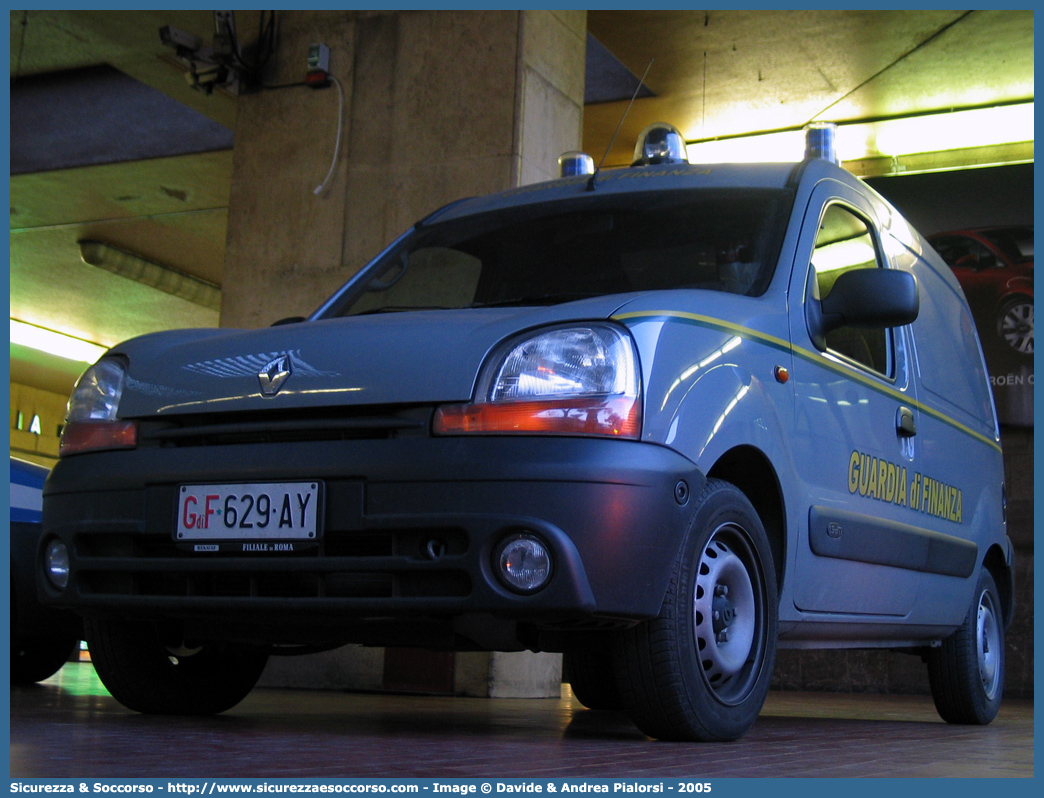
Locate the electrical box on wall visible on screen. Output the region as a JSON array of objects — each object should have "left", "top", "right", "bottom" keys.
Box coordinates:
[
  {"left": 306, "top": 43, "right": 331, "bottom": 87},
  {"left": 307, "top": 43, "right": 330, "bottom": 73}
]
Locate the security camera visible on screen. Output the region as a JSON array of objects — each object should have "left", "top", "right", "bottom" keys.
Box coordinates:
[
  {"left": 159, "top": 13, "right": 247, "bottom": 96},
  {"left": 159, "top": 25, "right": 203, "bottom": 54},
  {"left": 185, "top": 63, "right": 230, "bottom": 95}
]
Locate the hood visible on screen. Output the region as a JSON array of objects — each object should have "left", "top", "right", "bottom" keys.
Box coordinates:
[{"left": 113, "top": 295, "right": 637, "bottom": 418}]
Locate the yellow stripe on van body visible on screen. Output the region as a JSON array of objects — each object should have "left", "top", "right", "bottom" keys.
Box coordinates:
[
  {"left": 613, "top": 310, "right": 1001, "bottom": 453},
  {"left": 613, "top": 310, "right": 794, "bottom": 353}
]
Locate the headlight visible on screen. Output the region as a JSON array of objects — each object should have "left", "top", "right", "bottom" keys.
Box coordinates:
[
  {"left": 60, "top": 358, "right": 138, "bottom": 457},
  {"left": 67, "top": 358, "right": 125, "bottom": 421},
  {"left": 433, "top": 324, "right": 641, "bottom": 438}
]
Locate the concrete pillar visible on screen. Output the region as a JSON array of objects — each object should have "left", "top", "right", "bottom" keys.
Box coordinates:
[
  {"left": 228, "top": 10, "right": 585, "bottom": 698},
  {"left": 222, "top": 9, "right": 585, "bottom": 327}
]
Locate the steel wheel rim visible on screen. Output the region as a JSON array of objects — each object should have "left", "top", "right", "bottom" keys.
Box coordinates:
[
  {"left": 999, "top": 302, "right": 1033, "bottom": 354},
  {"left": 976, "top": 588, "right": 1002, "bottom": 701},
  {"left": 692, "top": 523, "right": 764, "bottom": 704}
]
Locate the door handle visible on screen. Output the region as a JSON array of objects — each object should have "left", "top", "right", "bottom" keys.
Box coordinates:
[{"left": 897, "top": 406, "right": 916, "bottom": 437}]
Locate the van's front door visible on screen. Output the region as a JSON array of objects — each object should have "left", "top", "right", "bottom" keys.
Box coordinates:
[{"left": 786, "top": 181, "right": 923, "bottom": 618}]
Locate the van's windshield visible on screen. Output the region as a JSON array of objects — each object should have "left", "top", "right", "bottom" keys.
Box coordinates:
[{"left": 326, "top": 188, "right": 793, "bottom": 317}]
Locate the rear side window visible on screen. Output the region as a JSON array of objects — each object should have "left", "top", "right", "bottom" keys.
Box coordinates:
[
  {"left": 910, "top": 258, "right": 996, "bottom": 426},
  {"left": 810, "top": 204, "right": 892, "bottom": 377}
]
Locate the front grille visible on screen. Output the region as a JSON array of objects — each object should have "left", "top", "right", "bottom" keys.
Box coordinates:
[
  {"left": 80, "top": 566, "right": 471, "bottom": 600},
  {"left": 73, "top": 523, "right": 473, "bottom": 601},
  {"left": 76, "top": 526, "right": 468, "bottom": 560},
  {"left": 138, "top": 406, "right": 432, "bottom": 448}
]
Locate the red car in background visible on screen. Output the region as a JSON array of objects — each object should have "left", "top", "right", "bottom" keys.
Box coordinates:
[{"left": 928, "top": 226, "right": 1033, "bottom": 358}]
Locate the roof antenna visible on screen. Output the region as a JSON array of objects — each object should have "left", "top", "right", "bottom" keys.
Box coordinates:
[{"left": 587, "top": 58, "right": 654, "bottom": 192}]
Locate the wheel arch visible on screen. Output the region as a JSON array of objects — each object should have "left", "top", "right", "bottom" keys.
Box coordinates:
[
  {"left": 995, "top": 290, "right": 1033, "bottom": 316},
  {"left": 999, "top": 281, "right": 1033, "bottom": 300},
  {"left": 982, "top": 543, "right": 1014, "bottom": 629},
  {"left": 707, "top": 445, "right": 786, "bottom": 593}
]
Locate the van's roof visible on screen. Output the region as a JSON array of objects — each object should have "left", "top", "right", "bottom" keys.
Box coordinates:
[{"left": 427, "top": 161, "right": 807, "bottom": 224}]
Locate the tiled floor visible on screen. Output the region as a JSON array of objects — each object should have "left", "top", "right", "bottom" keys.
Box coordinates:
[{"left": 10, "top": 662, "right": 1033, "bottom": 779}]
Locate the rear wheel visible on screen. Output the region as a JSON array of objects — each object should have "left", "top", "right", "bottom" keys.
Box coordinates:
[
  {"left": 927, "top": 570, "right": 1005, "bottom": 724},
  {"left": 614, "top": 479, "right": 778, "bottom": 741},
  {"left": 85, "top": 617, "right": 269, "bottom": 715}
]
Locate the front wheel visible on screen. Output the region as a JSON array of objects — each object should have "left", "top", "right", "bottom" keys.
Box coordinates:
[
  {"left": 927, "top": 570, "right": 1005, "bottom": 724},
  {"left": 85, "top": 617, "right": 270, "bottom": 715},
  {"left": 11, "top": 635, "right": 78, "bottom": 684},
  {"left": 614, "top": 479, "right": 778, "bottom": 741},
  {"left": 565, "top": 636, "right": 624, "bottom": 711}
]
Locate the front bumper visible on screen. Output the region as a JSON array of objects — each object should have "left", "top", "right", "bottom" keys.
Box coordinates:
[
  {"left": 41, "top": 435, "right": 703, "bottom": 647},
  {"left": 11, "top": 520, "right": 83, "bottom": 641}
]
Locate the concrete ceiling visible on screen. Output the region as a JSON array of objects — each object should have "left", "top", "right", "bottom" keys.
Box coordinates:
[
  {"left": 586, "top": 10, "right": 1033, "bottom": 163},
  {"left": 8, "top": 9, "right": 1035, "bottom": 396}
]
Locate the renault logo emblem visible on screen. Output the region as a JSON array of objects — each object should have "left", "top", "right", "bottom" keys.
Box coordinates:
[{"left": 258, "top": 354, "right": 292, "bottom": 396}]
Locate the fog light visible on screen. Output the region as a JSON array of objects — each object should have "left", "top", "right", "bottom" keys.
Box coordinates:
[
  {"left": 495, "top": 534, "right": 552, "bottom": 593},
  {"left": 45, "top": 540, "right": 70, "bottom": 590}
]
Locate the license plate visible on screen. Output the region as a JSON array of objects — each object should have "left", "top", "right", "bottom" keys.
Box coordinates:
[{"left": 175, "top": 482, "right": 321, "bottom": 541}]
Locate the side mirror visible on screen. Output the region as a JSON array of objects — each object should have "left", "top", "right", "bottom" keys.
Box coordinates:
[{"left": 807, "top": 269, "right": 918, "bottom": 350}]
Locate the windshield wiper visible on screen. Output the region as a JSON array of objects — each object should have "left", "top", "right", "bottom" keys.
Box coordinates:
[
  {"left": 470, "top": 292, "right": 601, "bottom": 308},
  {"left": 353, "top": 305, "right": 451, "bottom": 315}
]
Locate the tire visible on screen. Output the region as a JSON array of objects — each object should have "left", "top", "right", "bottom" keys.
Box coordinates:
[
  {"left": 613, "top": 479, "right": 778, "bottom": 741},
  {"left": 927, "top": 570, "right": 1005, "bottom": 725},
  {"left": 997, "top": 297, "right": 1033, "bottom": 355},
  {"left": 85, "top": 616, "right": 270, "bottom": 715},
  {"left": 11, "top": 635, "right": 78, "bottom": 684},
  {"left": 565, "top": 637, "right": 624, "bottom": 711}
]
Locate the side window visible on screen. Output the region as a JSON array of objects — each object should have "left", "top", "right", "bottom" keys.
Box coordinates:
[
  {"left": 810, "top": 204, "right": 892, "bottom": 376},
  {"left": 934, "top": 236, "right": 995, "bottom": 270}
]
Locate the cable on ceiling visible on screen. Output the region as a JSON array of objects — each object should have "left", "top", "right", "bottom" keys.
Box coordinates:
[{"left": 807, "top": 10, "right": 976, "bottom": 125}]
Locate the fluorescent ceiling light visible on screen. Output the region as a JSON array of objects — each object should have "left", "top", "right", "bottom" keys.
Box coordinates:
[
  {"left": 872, "top": 104, "right": 1034, "bottom": 157},
  {"left": 79, "top": 240, "right": 221, "bottom": 311},
  {"left": 10, "top": 319, "right": 108, "bottom": 364},
  {"left": 686, "top": 103, "right": 1034, "bottom": 165},
  {"left": 688, "top": 130, "right": 805, "bottom": 163}
]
